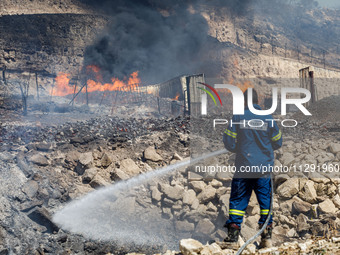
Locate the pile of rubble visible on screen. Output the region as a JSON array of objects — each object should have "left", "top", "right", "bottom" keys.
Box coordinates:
[
  {"left": 175, "top": 236, "right": 340, "bottom": 255},
  {"left": 0, "top": 94, "right": 340, "bottom": 254},
  {"left": 0, "top": 115, "right": 189, "bottom": 148},
  {"left": 116, "top": 137, "right": 340, "bottom": 254},
  {"left": 0, "top": 113, "right": 191, "bottom": 254},
  {"left": 290, "top": 95, "right": 340, "bottom": 138}
]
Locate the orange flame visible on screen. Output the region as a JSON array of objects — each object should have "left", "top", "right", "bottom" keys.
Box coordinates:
[
  {"left": 172, "top": 92, "right": 180, "bottom": 100},
  {"left": 52, "top": 72, "right": 73, "bottom": 96},
  {"left": 86, "top": 71, "right": 140, "bottom": 92},
  {"left": 86, "top": 65, "right": 100, "bottom": 73},
  {"left": 51, "top": 67, "right": 141, "bottom": 97}
]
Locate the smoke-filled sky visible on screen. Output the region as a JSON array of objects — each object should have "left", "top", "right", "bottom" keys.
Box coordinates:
[
  {"left": 317, "top": 0, "right": 340, "bottom": 8},
  {"left": 81, "top": 0, "right": 226, "bottom": 84},
  {"left": 80, "top": 0, "right": 339, "bottom": 84}
]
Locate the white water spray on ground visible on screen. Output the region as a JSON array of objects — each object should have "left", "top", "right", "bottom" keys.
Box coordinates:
[{"left": 53, "top": 149, "right": 227, "bottom": 250}]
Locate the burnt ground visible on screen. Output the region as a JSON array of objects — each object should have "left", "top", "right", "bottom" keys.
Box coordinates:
[
  {"left": 0, "top": 95, "right": 340, "bottom": 255},
  {"left": 0, "top": 98, "right": 191, "bottom": 254}
]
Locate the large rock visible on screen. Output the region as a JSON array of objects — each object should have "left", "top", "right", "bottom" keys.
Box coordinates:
[
  {"left": 274, "top": 174, "right": 290, "bottom": 186},
  {"left": 82, "top": 168, "right": 98, "bottom": 183},
  {"left": 159, "top": 184, "right": 184, "bottom": 200},
  {"left": 216, "top": 187, "right": 228, "bottom": 198},
  {"left": 332, "top": 194, "right": 340, "bottom": 209},
  {"left": 101, "top": 152, "right": 112, "bottom": 168},
  {"left": 175, "top": 220, "right": 195, "bottom": 232},
  {"left": 64, "top": 150, "right": 80, "bottom": 168},
  {"left": 79, "top": 152, "right": 93, "bottom": 168},
  {"left": 318, "top": 199, "right": 337, "bottom": 214},
  {"left": 89, "top": 174, "right": 110, "bottom": 188},
  {"left": 210, "top": 179, "right": 223, "bottom": 188},
  {"left": 191, "top": 198, "right": 200, "bottom": 210},
  {"left": 206, "top": 202, "right": 217, "bottom": 212},
  {"left": 301, "top": 181, "right": 318, "bottom": 203},
  {"left": 219, "top": 193, "right": 230, "bottom": 207},
  {"left": 278, "top": 215, "right": 295, "bottom": 228},
  {"left": 277, "top": 179, "right": 299, "bottom": 199},
  {"left": 143, "top": 146, "right": 163, "bottom": 162},
  {"left": 179, "top": 239, "right": 204, "bottom": 255},
  {"left": 279, "top": 197, "right": 299, "bottom": 214},
  {"left": 273, "top": 225, "right": 288, "bottom": 237},
  {"left": 76, "top": 152, "right": 93, "bottom": 175},
  {"left": 292, "top": 199, "right": 312, "bottom": 215},
  {"left": 197, "top": 186, "right": 216, "bottom": 203},
  {"left": 200, "top": 243, "right": 223, "bottom": 255},
  {"left": 150, "top": 186, "right": 162, "bottom": 202},
  {"left": 27, "top": 207, "right": 59, "bottom": 233},
  {"left": 183, "top": 189, "right": 196, "bottom": 205},
  {"left": 111, "top": 168, "right": 130, "bottom": 181},
  {"left": 311, "top": 221, "right": 328, "bottom": 236},
  {"left": 189, "top": 181, "right": 206, "bottom": 193},
  {"left": 195, "top": 219, "right": 215, "bottom": 235},
  {"left": 286, "top": 228, "right": 298, "bottom": 238},
  {"left": 28, "top": 154, "right": 49, "bottom": 166},
  {"left": 163, "top": 197, "right": 175, "bottom": 207},
  {"left": 329, "top": 143, "right": 340, "bottom": 154},
  {"left": 296, "top": 214, "right": 309, "bottom": 233},
  {"left": 68, "top": 185, "right": 94, "bottom": 199},
  {"left": 22, "top": 180, "right": 39, "bottom": 198},
  {"left": 119, "top": 158, "right": 141, "bottom": 177},
  {"left": 35, "top": 142, "right": 52, "bottom": 152}
]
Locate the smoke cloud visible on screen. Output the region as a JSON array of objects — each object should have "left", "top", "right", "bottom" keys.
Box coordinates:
[
  {"left": 80, "top": 0, "right": 323, "bottom": 84},
  {"left": 81, "top": 0, "right": 224, "bottom": 84}
]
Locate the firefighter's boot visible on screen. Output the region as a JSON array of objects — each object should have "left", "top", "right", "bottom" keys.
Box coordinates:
[
  {"left": 259, "top": 224, "right": 272, "bottom": 249},
  {"left": 217, "top": 223, "right": 240, "bottom": 250}
]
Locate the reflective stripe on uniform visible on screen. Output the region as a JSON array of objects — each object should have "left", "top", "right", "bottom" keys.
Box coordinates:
[
  {"left": 229, "top": 209, "right": 245, "bottom": 216},
  {"left": 260, "top": 209, "right": 272, "bottom": 215},
  {"left": 271, "top": 130, "right": 282, "bottom": 142},
  {"left": 224, "top": 129, "right": 237, "bottom": 139}
]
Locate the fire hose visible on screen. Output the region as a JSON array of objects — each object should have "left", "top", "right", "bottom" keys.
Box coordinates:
[{"left": 235, "top": 173, "right": 274, "bottom": 255}]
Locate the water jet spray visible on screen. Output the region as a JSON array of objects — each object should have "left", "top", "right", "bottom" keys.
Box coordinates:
[{"left": 53, "top": 149, "right": 228, "bottom": 250}]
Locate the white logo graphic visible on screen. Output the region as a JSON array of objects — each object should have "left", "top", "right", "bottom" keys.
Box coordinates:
[{"left": 201, "top": 84, "right": 312, "bottom": 116}]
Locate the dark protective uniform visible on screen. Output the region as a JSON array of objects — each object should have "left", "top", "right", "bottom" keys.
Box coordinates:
[{"left": 223, "top": 104, "right": 282, "bottom": 228}]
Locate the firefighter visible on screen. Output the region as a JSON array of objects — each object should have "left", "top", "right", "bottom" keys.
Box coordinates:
[{"left": 222, "top": 88, "right": 282, "bottom": 249}]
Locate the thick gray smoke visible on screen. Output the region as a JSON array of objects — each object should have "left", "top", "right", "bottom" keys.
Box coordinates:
[
  {"left": 82, "top": 0, "right": 223, "bottom": 84},
  {"left": 81, "top": 0, "right": 323, "bottom": 83}
]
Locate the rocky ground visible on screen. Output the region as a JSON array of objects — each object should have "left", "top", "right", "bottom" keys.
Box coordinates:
[
  {"left": 0, "top": 101, "right": 193, "bottom": 254},
  {"left": 0, "top": 0, "right": 92, "bottom": 15},
  {"left": 0, "top": 95, "right": 340, "bottom": 255}
]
